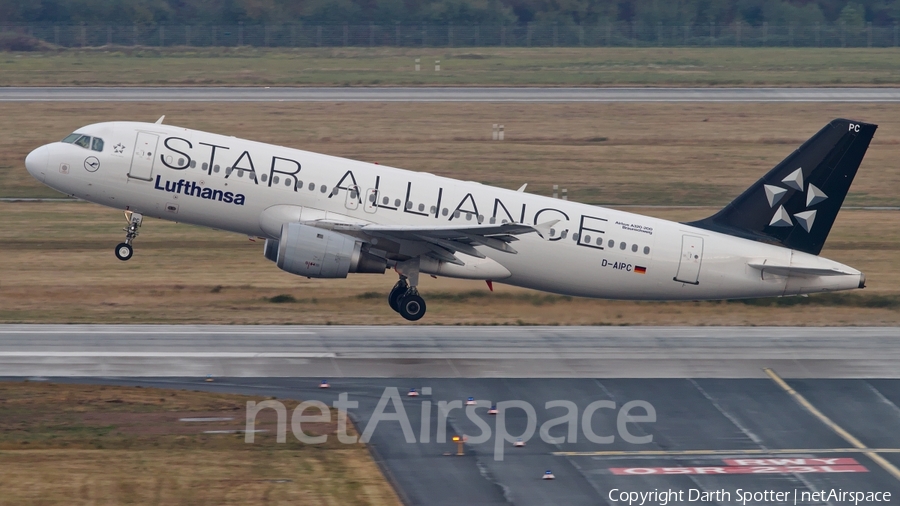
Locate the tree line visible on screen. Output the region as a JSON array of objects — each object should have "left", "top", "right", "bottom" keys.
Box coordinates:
[{"left": 1, "top": 0, "right": 898, "bottom": 27}]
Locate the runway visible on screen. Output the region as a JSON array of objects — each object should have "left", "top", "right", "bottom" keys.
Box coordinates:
[
  {"left": 4, "top": 86, "right": 900, "bottom": 102},
  {"left": 3, "top": 325, "right": 899, "bottom": 378}
]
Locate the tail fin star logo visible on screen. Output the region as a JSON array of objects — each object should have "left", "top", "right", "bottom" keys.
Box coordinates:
[{"left": 765, "top": 167, "right": 828, "bottom": 231}]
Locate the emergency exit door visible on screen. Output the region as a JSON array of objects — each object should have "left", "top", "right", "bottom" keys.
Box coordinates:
[
  {"left": 364, "top": 189, "right": 378, "bottom": 214},
  {"left": 674, "top": 235, "right": 704, "bottom": 285},
  {"left": 128, "top": 132, "right": 159, "bottom": 181},
  {"left": 345, "top": 185, "right": 360, "bottom": 211}
]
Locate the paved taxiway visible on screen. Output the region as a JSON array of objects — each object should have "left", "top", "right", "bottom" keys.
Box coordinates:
[
  {"left": 6, "top": 325, "right": 900, "bottom": 505},
  {"left": 26, "top": 375, "right": 900, "bottom": 506},
  {"left": 4, "top": 86, "right": 900, "bottom": 102},
  {"left": 3, "top": 325, "right": 899, "bottom": 378}
]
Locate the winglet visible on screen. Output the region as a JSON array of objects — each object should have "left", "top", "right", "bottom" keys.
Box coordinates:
[
  {"left": 532, "top": 220, "right": 559, "bottom": 240},
  {"left": 517, "top": 183, "right": 528, "bottom": 193},
  {"left": 155, "top": 115, "right": 166, "bottom": 125}
]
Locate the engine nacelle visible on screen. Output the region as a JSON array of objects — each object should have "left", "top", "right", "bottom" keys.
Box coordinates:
[
  {"left": 274, "top": 223, "right": 385, "bottom": 278},
  {"left": 264, "top": 238, "right": 279, "bottom": 262}
]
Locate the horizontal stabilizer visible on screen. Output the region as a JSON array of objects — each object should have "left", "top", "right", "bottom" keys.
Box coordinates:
[{"left": 747, "top": 262, "right": 854, "bottom": 277}]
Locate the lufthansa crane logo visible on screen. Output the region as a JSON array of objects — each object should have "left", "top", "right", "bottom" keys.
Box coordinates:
[
  {"left": 84, "top": 156, "right": 100, "bottom": 173},
  {"left": 764, "top": 168, "right": 828, "bottom": 232}
]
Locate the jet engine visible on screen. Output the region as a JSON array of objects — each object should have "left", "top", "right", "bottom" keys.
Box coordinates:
[{"left": 266, "top": 223, "right": 385, "bottom": 278}]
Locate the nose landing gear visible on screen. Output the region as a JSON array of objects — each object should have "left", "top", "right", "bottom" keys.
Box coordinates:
[
  {"left": 115, "top": 211, "right": 142, "bottom": 261},
  {"left": 388, "top": 258, "right": 427, "bottom": 321}
]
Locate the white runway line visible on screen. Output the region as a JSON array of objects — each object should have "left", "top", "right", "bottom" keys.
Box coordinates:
[
  {"left": 0, "top": 330, "right": 315, "bottom": 335},
  {"left": 0, "top": 352, "right": 335, "bottom": 358},
  {"left": 4, "top": 87, "right": 900, "bottom": 102}
]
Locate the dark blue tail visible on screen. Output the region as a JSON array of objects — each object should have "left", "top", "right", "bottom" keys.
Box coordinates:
[{"left": 689, "top": 119, "right": 876, "bottom": 255}]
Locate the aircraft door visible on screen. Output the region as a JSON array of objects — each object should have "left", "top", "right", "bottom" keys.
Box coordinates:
[
  {"left": 345, "top": 185, "right": 360, "bottom": 211},
  {"left": 128, "top": 132, "right": 159, "bottom": 181},
  {"left": 364, "top": 188, "right": 378, "bottom": 214},
  {"left": 674, "top": 235, "right": 704, "bottom": 285}
]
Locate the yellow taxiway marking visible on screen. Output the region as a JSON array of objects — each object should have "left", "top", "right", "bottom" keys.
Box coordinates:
[
  {"left": 763, "top": 368, "right": 900, "bottom": 482},
  {"left": 553, "top": 448, "right": 900, "bottom": 457}
]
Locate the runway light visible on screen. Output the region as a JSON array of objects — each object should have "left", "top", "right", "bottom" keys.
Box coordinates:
[
  {"left": 407, "top": 388, "right": 419, "bottom": 397},
  {"left": 465, "top": 396, "right": 476, "bottom": 406},
  {"left": 543, "top": 470, "right": 555, "bottom": 480},
  {"left": 319, "top": 380, "right": 330, "bottom": 389},
  {"left": 488, "top": 405, "right": 498, "bottom": 415},
  {"left": 514, "top": 438, "right": 525, "bottom": 447},
  {"left": 205, "top": 374, "right": 214, "bottom": 382},
  {"left": 452, "top": 435, "right": 466, "bottom": 456}
]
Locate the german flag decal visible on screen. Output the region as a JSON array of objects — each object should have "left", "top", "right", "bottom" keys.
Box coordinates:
[{"left": 634, "top": 266, "right": 647, "bottom": 274}]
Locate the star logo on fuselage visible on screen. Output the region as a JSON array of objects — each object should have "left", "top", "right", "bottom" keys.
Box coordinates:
[
  {"left": 113, "top": 143, "right": 125, "bottom": 154},
  {"left": 764, "top": 167, "right": 828, "bottom": 232}
]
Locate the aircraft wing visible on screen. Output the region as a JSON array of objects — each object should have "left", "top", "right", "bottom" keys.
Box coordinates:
[{"left": 309, "top": 220, "right": 557, "bottom": 265}]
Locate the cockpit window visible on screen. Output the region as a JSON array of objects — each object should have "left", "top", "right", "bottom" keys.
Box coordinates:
[
  {"left": 73, "top": 136, "right": 91, "bottom": 149},
  {"left": 61, "top": 133, "right": 104, "bottom": 151}
]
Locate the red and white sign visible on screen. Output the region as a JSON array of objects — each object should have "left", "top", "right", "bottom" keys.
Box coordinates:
[
  {"left": 611, "top": 464, "right": 867, "bottom": 475},
  {"left": 723, "top": 458, "right": 859, "bottom": 466},
  {"left": 610, "top": 456, "right": 867, "bottom": 475}
]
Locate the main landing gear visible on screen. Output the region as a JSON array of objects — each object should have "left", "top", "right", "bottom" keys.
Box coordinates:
[
  {"left": 388, "top": 258, "right": 427, "bottom": 321},
  {"left": 115, "top": 211, "right": 142, "bottom": 261},
  {"left": 388, "top": 278, "right": 427, "bottom": 321}
]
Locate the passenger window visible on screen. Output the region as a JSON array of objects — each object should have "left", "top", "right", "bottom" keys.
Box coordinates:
[
  {"left": 61, "top": 133, "right": 81, "bottom": 144},
  {"left": 74, "top": 136, "right": 91, "bottom": 149},
  {"left": 91, "top": 138, "right": 104, "bottom": 152}
]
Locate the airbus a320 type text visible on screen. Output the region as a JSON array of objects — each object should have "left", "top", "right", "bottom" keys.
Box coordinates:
[{"left": 25, "top": 118, "right": 875, "bottom": 320}]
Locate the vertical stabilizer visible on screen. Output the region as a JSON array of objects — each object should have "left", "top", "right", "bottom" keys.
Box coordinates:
[{"left": 689, "top": 119, "right": 876, "bottom": 255}]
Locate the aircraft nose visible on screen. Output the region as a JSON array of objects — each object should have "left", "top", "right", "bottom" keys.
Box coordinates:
[{"left": 25, "top": 145, "right": 49, "bottom": 181}]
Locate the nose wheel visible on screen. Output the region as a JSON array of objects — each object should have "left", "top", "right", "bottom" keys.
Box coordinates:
[
  {"left": 115, "top": 211, "right": 143, "bottom": 261},
  {"left": 115, "top": 243, "right": 133, "bottom": 261}
]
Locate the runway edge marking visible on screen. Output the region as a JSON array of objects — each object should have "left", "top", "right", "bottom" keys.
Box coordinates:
[{"left": 764, "top": 367, "right": 900, "bottom": 482}]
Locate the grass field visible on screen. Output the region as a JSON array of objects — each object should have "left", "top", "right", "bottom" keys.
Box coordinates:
[
  {"left": 2, "top": 47, "right": 900, "bottom": 87},
  {"left": 0, "top": 381, "right": 400, "bottom": 506},
  {"left": 1, "top": 101, "right": 897, "bottom": 325}
]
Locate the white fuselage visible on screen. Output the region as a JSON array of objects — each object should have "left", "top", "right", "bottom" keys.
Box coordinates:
[{"left": 25, "top": 121, "right": 863, "bottom": 300}]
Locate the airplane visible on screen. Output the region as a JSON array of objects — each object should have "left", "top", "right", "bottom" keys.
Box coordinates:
[{"left": 24, "top": 117, "right": 875, "bottom": 321}]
